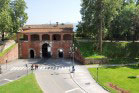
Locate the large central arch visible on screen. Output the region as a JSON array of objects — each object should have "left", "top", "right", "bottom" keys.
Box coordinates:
[{"left": 42, "top": 43, "right": 51, "bottom": 58}]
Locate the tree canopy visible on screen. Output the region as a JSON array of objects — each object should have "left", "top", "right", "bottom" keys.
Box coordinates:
[
  {"left": 77, "top": 0, "right": 139, "bottom": 52},
  {"left": 0, "top": 0, "right": 28, "bottom": 41}
]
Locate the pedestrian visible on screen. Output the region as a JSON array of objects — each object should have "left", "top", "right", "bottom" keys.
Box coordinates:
[
  {"left": 36, "top": 64, "right": 39, "bottom": 69},
  {"left": 31, "top": 64, "right": 34, "bottom": 70},
  {"left": 35, "top": 64, "right": 39, "bottom": 70},
  {"left": 71, "top": 66, "right": 75, "bottom": 73}
]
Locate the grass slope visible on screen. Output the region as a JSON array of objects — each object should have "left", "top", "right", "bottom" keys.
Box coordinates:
[
  {"left": 76, "top": 42, "right": 105, "bottom": 58},
  {"left": 0, "top": 73, "right": 42, "bottom": 93},
  {"left": 88, "top": 66, "right": 139, "bottom": 93},
  {"left": 0, "top": 43, "right": 16, "bottom": 57}
]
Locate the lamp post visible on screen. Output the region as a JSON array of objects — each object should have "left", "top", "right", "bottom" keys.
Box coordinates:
[{"left": 70, "top": 44, "right": 77, "bottom": 73}]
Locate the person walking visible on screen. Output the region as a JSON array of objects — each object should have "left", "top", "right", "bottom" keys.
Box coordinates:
[{"left": 31, "top": 64, "right": 34, "bottom": 70}]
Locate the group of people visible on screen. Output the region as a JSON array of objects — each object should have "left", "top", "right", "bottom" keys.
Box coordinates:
[{"left": 31, "top": 64, "right": 39, "bottom": 70}]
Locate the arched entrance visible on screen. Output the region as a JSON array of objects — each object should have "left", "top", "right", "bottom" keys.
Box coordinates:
[
  {"left": 58, "top": 49, "right": 64, "bottom": 58},
  {"left": 30, "top": 50, "right": 35, "bottom": 58},
  {"left": 42, "top": 43, "right": 50, "bottom": 58}
]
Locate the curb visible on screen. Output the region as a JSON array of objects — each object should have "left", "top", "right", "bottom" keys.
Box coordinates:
[{"left": 69, "top": 72, "right": 88, "bottom": 93}]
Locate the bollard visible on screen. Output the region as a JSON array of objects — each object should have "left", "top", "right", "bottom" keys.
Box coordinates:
[{"left": 0, "top": 66, "right": 2, "bottom": 74}]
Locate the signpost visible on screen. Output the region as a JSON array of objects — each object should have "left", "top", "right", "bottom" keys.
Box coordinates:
[
  {"left": 0, "top": 65, "right": 2, "bottom": 74},
  {"left": 6, "top": 60, "right": 8, "bottom": 70},
  {"left": 97, "top": 67, "right": 99, "bottom": 81},
  {"left": 25, "top": 64, "right": 28, "bottom": 75}
]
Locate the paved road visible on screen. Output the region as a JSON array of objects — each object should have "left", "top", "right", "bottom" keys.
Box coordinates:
[
  {"left": 0, "top": 59, "right": 108, "bottom": 93},
  {"left": 35, "top": 59, "right": 108, "bottom": 93},
  {"left": 0, "top": 59, "right": 39, "bottom": 86}
]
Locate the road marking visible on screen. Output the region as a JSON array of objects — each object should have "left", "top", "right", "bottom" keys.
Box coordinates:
[
  {"left": 11, "top": 67, "right": 16, "bottom": 70},
  {"left": 65, "top": 88, "right": 80, "bottom": 93},
  {"left": 10, "top": 66, "right": 70, "bottom": 71},
  {"left": 4, "top": 79, "right": 13, "bottom": 82}
]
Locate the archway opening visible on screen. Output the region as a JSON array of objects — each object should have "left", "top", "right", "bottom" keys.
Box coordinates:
[
  {"left": 58, "top": 49, "right": 64, "bottom": 58},
  {"left": 31, "top": 34, "right": 39, "bottom": 41},
  {"left": 63, "top": 34, "right": 72, "bottom": 40},
  {"left": 53, "top": 34, "right": 61, "bottom": 41},
  {"left": 30, "top": 50, "right": 35, "bottom": 58},
  {"left": 42, "top": 43, "right": 50, "bottom": 58},
  {"left": 42, "top": 34, "right": 50, "bottom": 41}
]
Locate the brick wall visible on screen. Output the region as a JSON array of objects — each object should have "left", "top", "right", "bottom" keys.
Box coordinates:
[
  {"left": 19, "top": 41, "right": 72, "bottom": 59},
  {"left": 74, "top": 49, "right": 85, "bottom": 64},
  {"left": 51, "top": 41, "right": 72, "bottom": 58},
  {"left": 0, "top": 44, "right": 18, "bottom": 64},
  {"left": 20, "top": 41, "right": 41, "bottom": 59}
]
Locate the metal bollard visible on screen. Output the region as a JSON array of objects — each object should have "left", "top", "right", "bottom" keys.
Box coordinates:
[{"left": 0, "top": 66, "right": 2, "bottom": 74}]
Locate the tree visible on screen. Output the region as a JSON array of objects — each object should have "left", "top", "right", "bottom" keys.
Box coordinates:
[
  {"left": 10, "top": 0, "right": 28, "bottom": 34},
  {"left": 77, "top": 0, "right": 123, "bottom": 52},
  {"left": 0, "top": 0, "right": 28, "bottom": 41},
  {"left": 0, "top": 0, "right": 12, "bottom": 41},
  {"left": 110, "top": 0, "right": 139, "bottom": 42}
]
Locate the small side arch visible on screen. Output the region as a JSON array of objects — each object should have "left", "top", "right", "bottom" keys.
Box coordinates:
[
  {"left": 57, "top": 49, "right": 64, "bottom": 58},
  {"left": 29, "top": 49, "right": 36, "bottom": 58}
]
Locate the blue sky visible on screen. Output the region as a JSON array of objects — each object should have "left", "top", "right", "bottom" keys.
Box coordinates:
[{"left": 25, "top": 0, "right": 81, "bottom": 25}]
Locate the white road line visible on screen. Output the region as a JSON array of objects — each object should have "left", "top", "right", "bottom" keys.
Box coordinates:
[
  {"left": 10, "top": 67, "right": 16, "bottom": 70},
  {"left": 65, "top": 88, "right": 80, "bottom": 93},
  {"left": 39, "top": 67, "right": 46, "bottom": 70},
  {"left": 4, "top": 79, "right": 13, "bottom": 82}
]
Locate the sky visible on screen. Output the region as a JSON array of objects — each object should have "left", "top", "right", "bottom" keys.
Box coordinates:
[{"left": 24, "top": 0, "right": 82, "bottom": 25}]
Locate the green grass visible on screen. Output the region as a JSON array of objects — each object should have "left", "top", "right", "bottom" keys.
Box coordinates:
[
  {"left": 75, "top": 42, "right": 105, "bottom": 58},
  {"left": 86, "top": 55, "right": 106, "bottom": 59},
  {"left": 0, "top": 43, "right": 16, "bottom": 57},
  {"left": 88, "top": 66, "right": 139, "bottom": 93},
  {"left": 0, "top": 73, "right": 43, "bottom": 93}
]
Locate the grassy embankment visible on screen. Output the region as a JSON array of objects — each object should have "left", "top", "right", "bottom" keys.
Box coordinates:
[
  {"left": 76, "top": 42, "right": 139, "bottom": 64},
  {"left": 0, "top": 73, "right": 43, "bottom": 93},
  {"left": 88, "top": 65, "right": 139, "bottom": 93},
  {"left": 0, "top": 43, "right": 16, "bottom": 57}
]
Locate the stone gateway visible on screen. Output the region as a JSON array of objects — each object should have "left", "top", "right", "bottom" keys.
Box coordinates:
[{"left": 17, "top": 23, "right": 73, "bottom": 59}]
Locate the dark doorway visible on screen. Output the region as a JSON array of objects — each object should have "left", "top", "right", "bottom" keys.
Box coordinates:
[
  {"left": 42, "top": 43, "right": 50, "bottom": 58},
  {"left": 58, "top": 49, "right": 64, "bottom": 58},
  {"left": 30, "top": 50, "right": 35, "bottom": 58}
]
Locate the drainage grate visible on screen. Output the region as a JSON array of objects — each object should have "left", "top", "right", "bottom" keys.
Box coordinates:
[{"left": 85, "top": 82, "right": 90, "bottom": 85}]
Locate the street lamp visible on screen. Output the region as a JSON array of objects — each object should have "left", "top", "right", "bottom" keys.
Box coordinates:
[{"left": 70, "top": 44, "right": 77, "bottom": 73}]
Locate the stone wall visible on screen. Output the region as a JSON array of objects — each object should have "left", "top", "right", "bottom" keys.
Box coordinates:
[
  {"left": 0, "top": 44, "right": 18, "bottom": 64},
  {"left": 74, "top": 49, "right": 108, "bottom": 64},
  {"left": 84, "top": 58, "right": 108, "bottom": 64}
]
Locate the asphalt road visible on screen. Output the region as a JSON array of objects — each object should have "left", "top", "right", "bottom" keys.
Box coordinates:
[
  {"left": 0, "top": 59, "right": 38, "bottom": 86},
  {"left": 0, "top": 59, "right": 108, "bottom": 93}
]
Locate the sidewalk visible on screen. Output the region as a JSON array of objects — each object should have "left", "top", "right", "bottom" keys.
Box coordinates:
[
  {"left": 70, "top": 65, "right": 108, "bottom": 93},
  {"left": 85, "top": 62, "right": 139, "bottom": 68}
]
